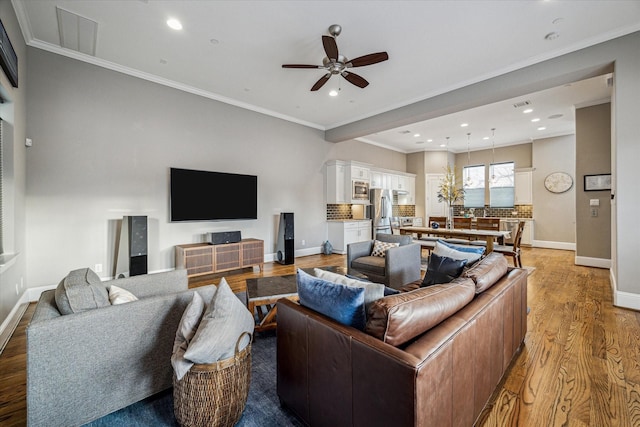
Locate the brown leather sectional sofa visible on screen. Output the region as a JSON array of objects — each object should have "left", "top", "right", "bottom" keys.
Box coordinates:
[{"left": 276, "top": 252, "right": 528, "bottom": 426}]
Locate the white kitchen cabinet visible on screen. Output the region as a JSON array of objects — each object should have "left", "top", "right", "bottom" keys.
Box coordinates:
[
  {"left": 325, "top": 161, "right": 347, "bottom": 203},
  {"left": 327, "top": 221, "right": 372, "bottom": 254},
  {"left": 370, "top": 171, "right": 383, "bottom": 189},
  {"left": 515, "top": 171, "right": 533, "bottom": 205},
  {"left": 349, "top": 165, "right": 370, "bottom": 181},
  {"left": 521, "top": 220, "right": 533, "bottom": 246},
  {"left": 398, "top": 176, "right": 416, "bottom": 205}
]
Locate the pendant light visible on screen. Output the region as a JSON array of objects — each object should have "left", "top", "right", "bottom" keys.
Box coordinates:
[
  {"left": 465, "top": 132, "right": 473, "bottom": 187},
  {"left": 490, "top": 128, "right": 497, "bottom": 184}
]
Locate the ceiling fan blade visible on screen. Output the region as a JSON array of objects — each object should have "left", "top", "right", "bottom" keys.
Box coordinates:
[
  {"left": 322, "top": 35, "right": 339, "bottom": 61},
  {"left": 282, "top": 64, "right": 323, "bottom": 69},
  {"left": 348, "top": 52, "right": 389, "bottom": 67},
  {"left": 341, "top": 71, "right": 369, "bottom": 88},
  {"left": 311, "top": 74, "right": 331, "bottom": 91}
]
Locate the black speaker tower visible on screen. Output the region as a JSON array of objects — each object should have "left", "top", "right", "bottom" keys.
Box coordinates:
[
  {"left": 128, "top": 216, "right": 148, "bottom": 276},
  {"left": 276, "top": 212, "right": 294, "bottom": 265}
]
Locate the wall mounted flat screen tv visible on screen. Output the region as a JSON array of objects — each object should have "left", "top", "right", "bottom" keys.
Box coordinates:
[{"left": 170, "top": 168, "right": 258, "bottom": 221}]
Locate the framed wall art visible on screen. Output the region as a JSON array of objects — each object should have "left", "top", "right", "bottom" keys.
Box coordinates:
[{"left": 584, "top": 174, "right": 611, "bottom": 191}]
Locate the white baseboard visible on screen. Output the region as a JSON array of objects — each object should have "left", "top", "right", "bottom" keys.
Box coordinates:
[
  {"left": 265, "top": 246, "right": 322, "bottom": 263},
  {"left": 575, "top": 256, "right": 611, "bottom": 269},
  {"left": 0, "top": 291, "right": 30, "bottom": 354},
  {"left": 610, "top": 268, "right": 640, "bottom": 310},
  {"left": 532, "top": 240, "right": 576, "bottom": 251}
]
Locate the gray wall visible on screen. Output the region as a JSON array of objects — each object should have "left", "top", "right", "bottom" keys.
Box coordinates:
[
  {"left": 0, "top": 1, "right": 28, "bottom": 330},
  {"left": 575, "top": 103, "right": 611, "bottom": 260},
  {"left": 24, "top": 48, "right": 400, "bottom": 287},
  {"left": 532, "top": 135, "right": 576, "bottom": 244}
]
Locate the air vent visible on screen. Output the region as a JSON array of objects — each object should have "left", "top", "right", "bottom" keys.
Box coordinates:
[
  {"left": 399, "top": 130, "right": 411, "bottom": 134},
  {"left": 513, "top": 100, "right": 531, "bottom": 109},
  {"left": 56, "top": 7, "right": 98, "bottom": 56}
]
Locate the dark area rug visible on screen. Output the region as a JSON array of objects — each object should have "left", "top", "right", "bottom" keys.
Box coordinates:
[{"left": 84, "top": 330, "right": 303, "bottom": 427}]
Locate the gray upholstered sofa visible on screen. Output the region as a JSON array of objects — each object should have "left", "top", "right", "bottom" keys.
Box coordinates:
[
  {"left": 347, "top": 233, "right": 421, "bottom": 289},
  {"left": 26, "top": 269, "right": 216, "bottom": 427}
]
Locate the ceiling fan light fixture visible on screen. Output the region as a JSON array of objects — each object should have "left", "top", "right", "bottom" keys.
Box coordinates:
[
  {"left": 166, "top": 18, "right": 182, "bottom": 30},
  {"left": 329, "top": 89, "right": 339, "bottom": 97}
]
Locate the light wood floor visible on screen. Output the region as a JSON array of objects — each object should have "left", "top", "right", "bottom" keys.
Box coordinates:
[{"left": 1, "top": 248, "right": 638, "bottom": 426}]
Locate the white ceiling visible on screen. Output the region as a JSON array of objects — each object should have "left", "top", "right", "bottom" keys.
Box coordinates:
[{"left": 13, "top": 0, "right": 640, "bottom": 153}]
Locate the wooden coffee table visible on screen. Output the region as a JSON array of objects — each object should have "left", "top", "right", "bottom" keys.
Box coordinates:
[{"left": 245, "top": 266, "right": 351, "bottom": 332}]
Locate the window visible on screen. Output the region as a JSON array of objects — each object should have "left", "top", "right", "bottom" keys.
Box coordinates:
[
  {"left": 489, "top": 162, "right": 515, "bottom": 208},
  {"left": 463, "top": 165, "right": 485, "bottom": 208}
]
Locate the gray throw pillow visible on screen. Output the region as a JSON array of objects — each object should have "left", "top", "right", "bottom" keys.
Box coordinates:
[
  {"left": 183, "top": 278, "right": 254, "bottom": 364},
  {"left": 172, "top": 291, "right": 206, "bottom": 380},
  {"left": 54, "top": 268, "right": 109, "bottom": 315}
]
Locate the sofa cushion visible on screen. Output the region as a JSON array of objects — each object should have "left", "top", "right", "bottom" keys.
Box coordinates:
[
  {"left": 350, "top": 256, "right": 386, "bottom": 276},
  {"left": 297, "top": 269, "right": 366, "bottom": 330},
  {"left": 54, "top": 268, "right": 110, "bottom": 315},
  {"left": 313, "top": 268, "right": 385, "bottom": 312},
  {"left": 184, "top": 278, "right": 254, "bottom": 364},
  {"left": 421, "top": 253, "right": 467, "bottom": 286},
  {"left": 433, "top": 240, "right": 485, "bottom": 265},
  {"left": 463, "top": 252, "right": 509, "bottom": 293},
  {"left": 171, "top": 291, "right": 206, "bottom": 380},
  {"left": 108, "top": 285, "right": 138, "bottom": 305},
  {"left": 371, "top": 240, "right": 399, "bottom": 257},
  {"left": 366, "top": 277, "right": 476, "bottom": 346}
]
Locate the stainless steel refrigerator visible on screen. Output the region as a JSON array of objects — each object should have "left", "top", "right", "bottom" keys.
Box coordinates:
[{"left": 368, "top": 188, "right": 393, "bottom": 238}]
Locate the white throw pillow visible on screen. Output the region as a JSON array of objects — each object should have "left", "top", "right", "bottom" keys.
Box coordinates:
[
  {"left": 108, "top": 285, "right": 138, "bottom": 305},
  {"left": 183, "top": 278, "right": 254, "bottom": 364},
  {"left": 313, "top": 268, "right": 385, "bottom": 311},
  {"left": 171, "top": 291, "right": 206, "bottom": 380},
  {"left": 433, "top": 241, "right": 483, "bottom": 264}
]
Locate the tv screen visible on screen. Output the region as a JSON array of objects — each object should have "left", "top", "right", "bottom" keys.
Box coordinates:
[{"left": 170, "top": 168, "right": 258, "bottom": 221}]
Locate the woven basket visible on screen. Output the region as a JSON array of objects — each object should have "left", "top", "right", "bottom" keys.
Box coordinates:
[{"left": 173, "top": 332, "right": 252, "bottom": 427}]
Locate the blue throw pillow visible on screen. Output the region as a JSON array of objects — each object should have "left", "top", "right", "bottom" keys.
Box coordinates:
[
  {"left": 296, "top": 269, "right": 366, "bottom": 330},
  {"left": 437, "top": 239, "right": 485, "bottom": 254},
  {"left": 421, "top": 253, "right": 468, "bottom": 287}
]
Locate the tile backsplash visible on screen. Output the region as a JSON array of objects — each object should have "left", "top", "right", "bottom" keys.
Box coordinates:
[
  {"left": 326, "top": 204, "right": 416, "bottom": 220},
  {"left": 452, "top": 205, "right": 533, "bottom": 218}
]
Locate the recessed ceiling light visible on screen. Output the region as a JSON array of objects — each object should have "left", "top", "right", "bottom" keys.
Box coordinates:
[
  {"left": 439, "top": 144, "right": 446, "bottom": 148},
  {"left": 460, "top": 123, "right": 469, "bottom": 127},
  {"left": 523, "top": 108, "right": 533, "bottom": 114},
  {"left": 427, "top": 139, "right": 433, "bottom": 142},
  {"left": 167, "top": 18, "right": 182, "bottom": 30},
  {"left": 329, "top": 89, "right": 338, "bottom": 97},
  {"left": 413, "top": 133, "right": 420, "bottom": 137},
  {"left": 537, "top": 127, "right": 547, "bottom": 131},
  {"left": 483, "top": 136, "right": 489, "bottom": 140},
  {"left": 531, "top": 118, "right": 541, "bottom": 122}
]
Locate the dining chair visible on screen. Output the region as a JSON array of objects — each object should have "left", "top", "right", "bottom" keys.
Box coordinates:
[
  {"left": 418, "top": 216, "right": 448, "bottom": 254},
  {"left": 470, "top": 217, "right": 503, "bottom": 245},
  {"left": 453, "top": 217, "right": 472, "bottom": 229},
  {"left": 428, "top": 216, "right": 447, "bottom": 228},
  {"left": 493, "top": 220, "right": 525, "bottom": 267}
]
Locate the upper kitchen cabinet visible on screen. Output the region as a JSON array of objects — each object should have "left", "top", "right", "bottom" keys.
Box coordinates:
[
  {"left": 398, "top": 176, "right": 416, "bottom": 205},
  {"left": 370, "top": 170, "right": 383, "bottom": 189},
  {"left": 326, "top": 160, "right": 347, "bottom": 203},
  {"left": 325, "top": 160, "right": 371, "bottom": 204},
  {"left": 515, "top": 170, "right": 533, "bottom": 205}
]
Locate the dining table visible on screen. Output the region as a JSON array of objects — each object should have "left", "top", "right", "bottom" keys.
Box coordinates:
[{"left": 398, "top": 226, "right": 511, "bottom": 253}]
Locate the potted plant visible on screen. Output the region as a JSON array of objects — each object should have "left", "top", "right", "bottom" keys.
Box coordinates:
[{"left": 437, "top": 164, "right": 465, "bottom": 229}]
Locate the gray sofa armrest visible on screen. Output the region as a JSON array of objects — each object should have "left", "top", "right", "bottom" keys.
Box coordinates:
[
  {"left": 347, "top": 240, "right": 374, "bottom": 273},
  {"left": 106, "top": 269, "right": 188, "bottom": 299},
  {"left": 384, "top": 243, "right": 422, "bottom": 288},
  {"left": 27, "top": 284, "right": 216, "bottom": 427}
]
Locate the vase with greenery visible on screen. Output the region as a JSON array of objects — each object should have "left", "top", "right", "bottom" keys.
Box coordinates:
[{"left": 437, "top": 164, "right": 465, "bottom": 229}]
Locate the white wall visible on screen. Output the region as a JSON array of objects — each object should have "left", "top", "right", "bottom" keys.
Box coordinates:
[{"left": 24, "top": 48, "right": 399, "bottom": 287}]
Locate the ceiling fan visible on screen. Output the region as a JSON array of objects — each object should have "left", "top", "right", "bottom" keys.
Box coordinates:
[{"left": 282, "top": 24, "right": 389, "bottom": 92}]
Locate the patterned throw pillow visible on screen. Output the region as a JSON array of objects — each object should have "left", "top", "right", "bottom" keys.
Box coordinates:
[{"left": 371, "top": 240, "right": 400, "bottom": 257}]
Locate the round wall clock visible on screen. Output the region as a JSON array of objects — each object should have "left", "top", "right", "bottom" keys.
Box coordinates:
[{"left": 544, "top": 172, "right": 573, "bottom": 193}]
